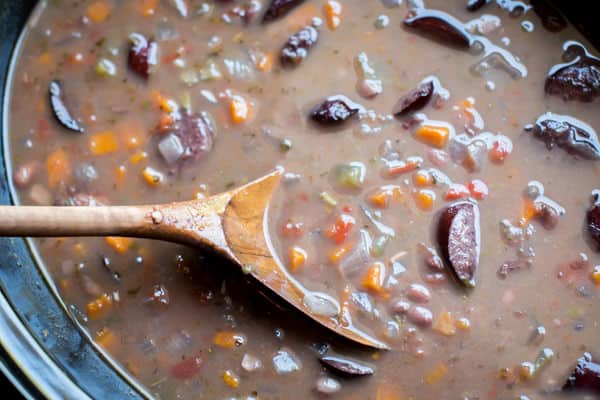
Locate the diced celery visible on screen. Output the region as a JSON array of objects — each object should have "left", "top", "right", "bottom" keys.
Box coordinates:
[{"left": 335, "top": 162, "right": 366, "bottom": 189}]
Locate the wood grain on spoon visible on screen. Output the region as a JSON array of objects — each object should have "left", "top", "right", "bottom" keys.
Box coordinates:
[{"left": 0, "top": 169, "right": 389, "bottom": 350}]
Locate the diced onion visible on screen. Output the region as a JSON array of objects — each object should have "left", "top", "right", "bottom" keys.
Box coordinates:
[
  {"left": 158, "top": 134, "right": 185, "bottom": 165},
  {"left": 303, "top": 292, "right": 340, "bottom": 318}
]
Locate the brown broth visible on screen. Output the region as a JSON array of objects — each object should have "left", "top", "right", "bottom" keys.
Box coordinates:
[{"left": 5, "top": 0, "right": 600, "bottom": 398}]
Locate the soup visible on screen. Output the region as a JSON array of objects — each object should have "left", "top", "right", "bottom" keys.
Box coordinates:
[{"left": 5, "top": 0, "right": 600, "bottom": 398}]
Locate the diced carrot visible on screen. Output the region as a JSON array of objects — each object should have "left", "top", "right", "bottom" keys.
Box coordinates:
[
  {"left": 414, "top": 124, "right": 450, "bottom": 148},
  {"left": 115, "top": 165, "right": 127, "bottom": 186},
  {"left": 323, "top": 0, "right": 343, "bottom": 30},
  {"left": 433, "top": 311, "right": 456, "bottom": 336},
  {"left": 213, "top": 331, "right": 245, "bottom": 349},
  {"left": 89, "top": 131, "right": 119, "bottom": 155},
  {"left": 369, "top": 190, "right": 390, "bottom": 209},
  {"left": 329, "top": 242, "right": 354, "bottom": 265},
  {"left": 456, "top": 317, "right": 471, "bottom": 330},
  {"left": 489, "top": 135, "right": 513, "bottom": 163},
  {"left": 59, "top": 279, "right": 70, "bottom": 290},
  {"left": 129, "top": 151, "right": 148, "bottom": 165},
  {"left": 223, "top": 370, "right": 240, "bottom": 388},
  {"left": 425, "top": 362, "right": 448, "bottom": 384},
  {"left": 325, "top": 214, "right": 355, "bottom": 244},
  {"left": 255, "top": 52, "right": 274, "bottom": 72},
  {"left": 375, "top": 383, "right": 404, "bottom": 400},
  {"left": 123, "top": 132, "right": 145, "bottom": 150},
  {"left": 229, "top": 95, "right": 251, "bottom": 124},
  {"left": 142, "top": 167, "right": 164, "bottom": 186},
  {"left": 87, "top": 1, "right": 112, "bottom": 23},
  {"left": 157, "top": 113, "right": 175, "bottom": 134},
  {"left": 46, "top": 148, "right": 71, "bottom": 189},
  {"left": 38, "top": 52, "right": 53, "bottom": 67},
  {"left": 289, "top": 246, "right": 307, "bottom": 271},
  {"left": 414, "top": 189, "right": 436, "bottom": 211},
  {"left": 362, "top": 262, "right": 386, "bottom": 294},
  {"left": 413, "top": 170, "right": 433, "bottom": 187},
  {"left": 591, "top": 267, "right": 600, "bottom": 286},
  {"left": 152, "top": 91, "right": 176, "bottom": 113},
  {"left": 86, "top": 293, "right": 113, "bottom": 320},
  {"left": 520, "top": 199, "right": 538, "bottom": 225},
  {"left": 70, "top": 52, "right": 85, "bottom": 65},
  {"left": 106, "top": 236, "right": 133, "bottom": 254},
  {"left": 444, "top": 183, "right": 470, "bottom": 201},
  {"left": 137, "top": 0, "right": 160, "bottom": 16},
  {"left": 468, "top": 179, "right": 489, "bottom": 200},
  {"left": 385, "top": 157, "right": 423, "bottom": 177},
  {"left": 95, "top": 327, "right": 118, "bottom": 350}
]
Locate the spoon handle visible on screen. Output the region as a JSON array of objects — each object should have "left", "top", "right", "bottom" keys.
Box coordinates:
[{"left": 0, "top": 205, "right": 155, "bottom": 237}]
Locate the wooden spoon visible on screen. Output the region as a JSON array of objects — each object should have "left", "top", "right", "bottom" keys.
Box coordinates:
[{"left": 0, "top": 169, "right": 388, "bottom": 350}]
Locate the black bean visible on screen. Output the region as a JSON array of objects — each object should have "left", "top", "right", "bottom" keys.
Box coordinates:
[
  {"left": 262, "top": 0, "right": 305, "bottom": 23},
  {"left": 309, "top": 95, "right": 363, "bottom": 125},
  {"left": 562, "top": 353, "right": 600, "bottom": 394},
  {"left": 280, "top": 25, "right": 318, "bottom": 67},
  {"left": 586, "top": 190, "right": 600, "bottom": 252},
  {"left": 392, "top": 80, "right": 433, "bottom": 117},
  {"left": 404, "top": 9, "right": 473, "bottom": 49},
  {"left": 545, "top": 42, "right": 600, "bottom": 102},
  {"left": 466, "top": 0, "right": 490, "bottom": 12},
  {"left": 531, "top": 112, "right": 600, "bottom": 160}
]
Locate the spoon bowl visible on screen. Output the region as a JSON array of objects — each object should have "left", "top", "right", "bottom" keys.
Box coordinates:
[{"left": 0, "top": 169, "right": 388, "bottom": 350}]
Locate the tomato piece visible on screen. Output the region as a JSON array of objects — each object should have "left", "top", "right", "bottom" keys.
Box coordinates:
[
  {"left": 468, "top": 179, "right": 489, "bottom": 200},
  {"left": 325, "top": 214, "right": 356, "bottom": 244}
]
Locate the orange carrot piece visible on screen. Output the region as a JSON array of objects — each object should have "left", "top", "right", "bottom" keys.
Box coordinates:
[
  {"left": 213, "top": 331, "right": 245, "bottom": 349},
  {"left": 89, "top": 131, "right": 119, "bottom": 155},
  {"left": 142, "top": 167, "right": 164, "bottom": 186},
  {"left": 362, "top": 262, "right": 386, "bottom": 293},
  {"left": 157, "top": 113, "right": 175, "bottom": 134},
  {"left": 468, "top": 179, "right": 489, "bottom": 200},
  {"left": 38, "top": 52, "right": 53, "bottom": 67},
  {"left": 95, "top": 327, "right": 118, "bottom": 350},
  {"left": 385, "top": 157, "right": 423, "bottom": 177},
  {"left": 444, "top": 183, "right": 470, "bottom": 201},
  {"left": 105, "top": 237, "right": 133, "bottom": 254},
  {"left": 129, "top": 151, "right": 148, "bottom": 165},
  {"left": 414, "top": 189, "right": 436, "bottom": 211},
  {"left": 46, "top": 148, "right": 71, "bottom": 189},
  {"left": 323, "top": 1, "right": 343, "bottom": 30},
  {"left": 425, "top": 362, "right": 448, "bottom": 384},
  {"left": 413, "top": 170, "right": 433, "bottom": 187},
  {"left": 414, "top": 124, "right": 450, "bottom": 148},
  {"left": 433, "top": 311, "right": 456, "bottom": 336},
  {"left": 520, "top": 199, "right": 538, "bottom": 225},
  {"left": 229, "top": 95, "right": 251, "bottom": 124},
  {"left": 223, "top": 370, "right": 240, "bottom": 388},
  {"left": 86, "top": 293, "right": 113, "bottom": 320},
  {"left": 369, "top": 190, "right": 390, "bottom": 209},
  {"left": 329, "top": 242, "right": 354, "bottom": 265},
  {"left": 289, "top": 246, "right": 307, "bottom": 271},
  {"left": 137, "top": 0, "right": 160, "bottom": 16},
  {"left": 87, "top": 1, "right": 112, "bottom": 23},
  {"left": 123, "top": 132, "right": 145, "bottom": 150},
  {"left": 255, "top": 52, "right": 274, "bottom": 72}
]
